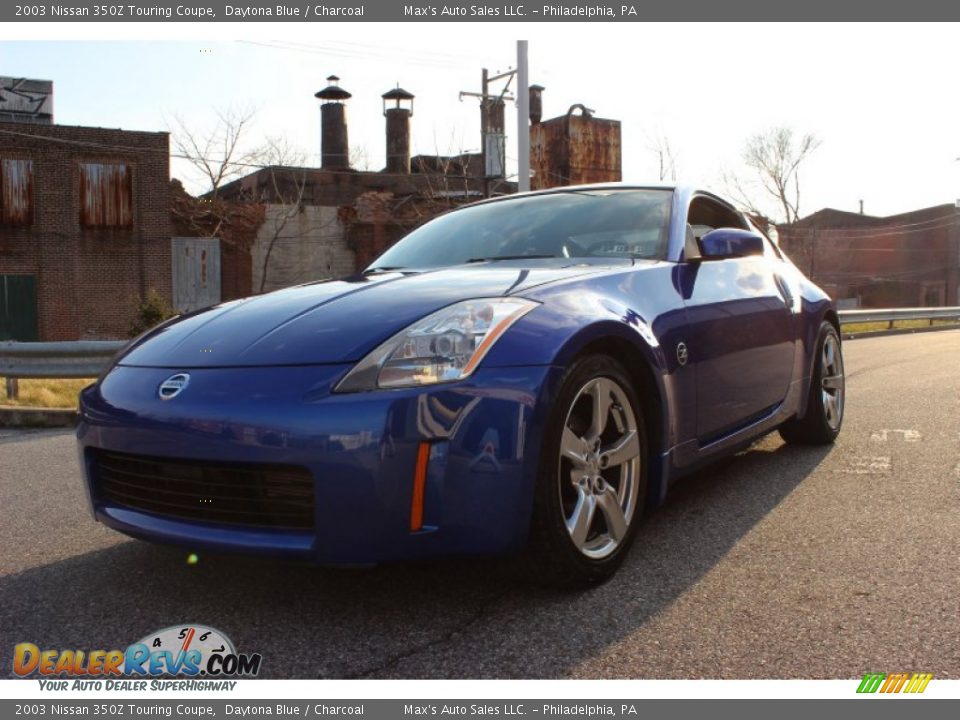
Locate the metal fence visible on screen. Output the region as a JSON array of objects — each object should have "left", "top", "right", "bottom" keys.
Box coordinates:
[{"left": 2, "top": 307, "right": 960, "bottom": 400}]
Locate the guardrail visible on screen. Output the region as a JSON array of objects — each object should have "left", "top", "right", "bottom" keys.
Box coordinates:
[
  {"left": 838, "top": 306, "right": 960, "bottom": 326},
  {"left": 2, "top": 306, "right": 960, "bottom": 401},
  {"left": 0, "top": 340, "right": 125, "bottom": 379},
  {"left": 1, "top": 341, "right": 124, "bottom": 400}
]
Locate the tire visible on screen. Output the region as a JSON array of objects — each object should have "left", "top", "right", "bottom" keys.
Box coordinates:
[
  {"left": 526, "top": 354, "right": 648, "bottom": 588},
  {"left": 779, "top": 321, "right": 845, "bottom": 445}
]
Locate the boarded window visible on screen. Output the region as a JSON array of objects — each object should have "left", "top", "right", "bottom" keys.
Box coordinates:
[
  {"left": 0, "top": 159, "right": 34, "bottom": 225},
  {"left": 80, "top": 162, "right": 132, "bottom": 227}
]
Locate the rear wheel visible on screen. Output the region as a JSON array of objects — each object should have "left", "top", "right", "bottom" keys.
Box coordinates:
[
  {"left": 527, "top": 355, "right": 647, "bottom": 588},
  {"left": 779, "top": 321, "right": 845, "bottom": 445}
]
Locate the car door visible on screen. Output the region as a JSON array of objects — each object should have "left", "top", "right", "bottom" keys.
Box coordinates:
[{"left": 678, "top": 195, "right": 796, "bottom": 441}]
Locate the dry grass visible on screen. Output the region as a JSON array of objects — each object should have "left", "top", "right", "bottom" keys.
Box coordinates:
[
  {"left": 0, "top": 378, "right": 94, "bottom": 408},
  {"left": 842, "top": 319, "right": 960, "bottom": 335}
]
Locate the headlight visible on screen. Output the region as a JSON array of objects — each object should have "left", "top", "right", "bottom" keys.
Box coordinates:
[{"left": 335, "top": 298, "right": 539, "bottom": 392}]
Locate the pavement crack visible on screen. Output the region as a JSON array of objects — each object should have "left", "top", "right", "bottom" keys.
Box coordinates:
[{"left": 337, "top": 588, "right": 513, "bottom": 679}]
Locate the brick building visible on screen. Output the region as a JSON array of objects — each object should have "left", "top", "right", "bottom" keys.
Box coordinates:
[
  {"left": 0, "top": 77, "right": 172, "bottom": 340},
  {"left": 220, "top": 78, "right": 621, "bottom": 293},
  {"left": 778, "top": 204, "right": 960, "bottom": 308},
  {"left": 218, "top": 78, "right": 515, "bottom": 293},
  {"left": 0, "top": 73, "right": 621, "bottom": 338},
  {"left": 222, "top": 164, "right": 503, "bottom": 292}
]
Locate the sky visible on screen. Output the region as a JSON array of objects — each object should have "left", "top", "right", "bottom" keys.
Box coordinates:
[{"left": 2, "top": 23, "right": 959, "bottom": 220}]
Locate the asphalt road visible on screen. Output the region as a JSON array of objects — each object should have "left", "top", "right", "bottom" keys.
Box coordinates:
[{"left": 2, "top": 330, "right": 959, "bottom": 679}]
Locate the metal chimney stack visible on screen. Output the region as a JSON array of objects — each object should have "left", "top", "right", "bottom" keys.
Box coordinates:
[
  {"left": 314, "top": 75, "right": 351, "bottom": 169},
  {"left": 529, "top": 84, "right": 545, "bottom": 125},
  {"left": 382, "top": 86, "right": 414, "bottom": 174}
]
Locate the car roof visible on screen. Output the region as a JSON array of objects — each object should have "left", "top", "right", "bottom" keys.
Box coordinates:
[
  {"left": 471, "top": 182, "right": 734, "bottom": 210},
  {"left": 473, "top": 182, "right": 678, "bottom": 205}
]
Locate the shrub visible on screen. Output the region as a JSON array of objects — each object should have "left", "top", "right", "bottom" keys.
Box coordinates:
[{"left": 130, "top": 289, "right": 175, "bottom": 338}]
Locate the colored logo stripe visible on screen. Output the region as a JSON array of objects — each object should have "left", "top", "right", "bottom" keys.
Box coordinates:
[
  {"left": 857, "top": 673, "right": 885, "bottom": 693},
  {"left": 857, "top": 672, "right": 933, "bottom": 694}
]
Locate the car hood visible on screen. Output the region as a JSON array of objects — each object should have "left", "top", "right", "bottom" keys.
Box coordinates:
[{"left": 118, "top": 263, "right": 623, "bottom": 368}]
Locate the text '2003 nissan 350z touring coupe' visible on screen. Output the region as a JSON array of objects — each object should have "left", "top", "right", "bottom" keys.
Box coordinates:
[{"left": 77, "top": 184, "right": 844, "bottom": 586}]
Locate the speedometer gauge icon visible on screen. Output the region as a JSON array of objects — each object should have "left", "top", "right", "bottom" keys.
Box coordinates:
[{"left": 136, "top": 624, "right": 236, "bottom": 670}]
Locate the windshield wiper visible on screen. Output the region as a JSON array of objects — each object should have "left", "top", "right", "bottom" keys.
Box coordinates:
[
  {"left": 465, "top": 254, "right": 557, "bottom": 263},
  {"left": 363, "top": 266, "right": 406, "bottom": 274}
]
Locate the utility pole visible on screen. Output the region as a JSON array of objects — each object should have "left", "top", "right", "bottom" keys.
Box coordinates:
[
  {"left": 460, "top": 49, "right": 536, "bottom": 197},
  {"left": 517, "top": 40, "right": 530, "bottom": 192},
  {"left": 460, "top": 69, "right": 514, "bottom": 197}
]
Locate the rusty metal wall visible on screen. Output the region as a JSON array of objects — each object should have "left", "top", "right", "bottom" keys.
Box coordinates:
[
  {"left": 530, "top": 113, "right": 621, "bottom": 190},
  {"left": 79, "top": 162, "right": 132, "bottom": 227},
  {"left": 171, "top": 237, "right": 221, "bottom": 313},
  {"left": 0, "top": 159, "right": 33, "bottom": 224}
]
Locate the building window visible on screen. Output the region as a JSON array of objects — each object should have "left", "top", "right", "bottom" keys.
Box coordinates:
[
  {"left": 79, "top": 162, "right": 132, "bottom": 227},
  {"left": 0, "top": 158, "right": 34, "bottom": 225}
]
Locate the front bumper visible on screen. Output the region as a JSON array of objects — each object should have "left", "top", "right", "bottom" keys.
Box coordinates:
[{"left": 77, "top": 362, "right": 561, "bottom": 564}]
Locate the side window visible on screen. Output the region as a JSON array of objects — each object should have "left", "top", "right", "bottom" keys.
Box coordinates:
[
  {"left": 686, "top": 196, "right": 748, "bottom": 241},
  {"left": 79, "top": 162, "right": 132, "bottom": 227},
  {"left": 0, "top": 158, "right": 34, "bottom": 225}
]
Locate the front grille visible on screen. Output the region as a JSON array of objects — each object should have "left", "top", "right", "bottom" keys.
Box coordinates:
[{"left": 94, "top": 450, "right": 315, "bottom": 530}]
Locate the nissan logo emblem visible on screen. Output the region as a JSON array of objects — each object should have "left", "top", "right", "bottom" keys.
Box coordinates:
[{"left": 158, "top": 373, "right": 190, "bottom": 400}]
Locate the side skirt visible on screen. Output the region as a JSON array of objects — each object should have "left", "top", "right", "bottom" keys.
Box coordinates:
[{"left": 657, "top": 377, "right": 806, "bottom": 500}]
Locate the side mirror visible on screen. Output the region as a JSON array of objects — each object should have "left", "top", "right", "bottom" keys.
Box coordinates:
[{"left": 698, "top": 228, "right": 766, "bottom": 260}]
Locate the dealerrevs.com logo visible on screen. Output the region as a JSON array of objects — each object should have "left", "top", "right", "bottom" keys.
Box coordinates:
[
  {"left": 13, "top": 625, "right": 261, "bottom": 690},
  {"left": 856, "top": 672, "right": 934, "bottom": 694}
]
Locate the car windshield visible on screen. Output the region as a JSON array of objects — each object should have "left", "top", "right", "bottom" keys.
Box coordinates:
[{"left": 369, "top": 189, "right": 673, "bottom": 271}]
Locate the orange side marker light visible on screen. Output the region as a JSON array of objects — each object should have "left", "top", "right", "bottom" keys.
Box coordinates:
[{"left": 410, "top": 441, "right": 431, "bottom": 532}]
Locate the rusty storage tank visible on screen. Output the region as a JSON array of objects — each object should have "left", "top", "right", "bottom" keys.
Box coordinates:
[{"left": 530, "top": 104, "right": 621, "bottom": 190}]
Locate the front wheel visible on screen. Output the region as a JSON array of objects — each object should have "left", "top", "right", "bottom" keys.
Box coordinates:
[
  {"left": 779, "top": 321, "right": 845, "bottom": 445},
  {"left": 527, "top": 355, "right": 647, "bottom": 588}
]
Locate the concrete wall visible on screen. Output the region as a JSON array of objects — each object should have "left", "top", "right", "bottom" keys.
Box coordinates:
[{"left": 252, "top": 204, "right": 355, "bottom": 292}]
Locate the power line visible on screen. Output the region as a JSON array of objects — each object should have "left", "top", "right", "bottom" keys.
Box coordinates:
[
  {"left": 261, "top": 38, "right": 475, "bottom": 64},
  {"left": 782, "top": 212, "right": 959, "bottom": 238},
  {"left": 237, "top": 39, "right": 477, "bottom": 69},
  {"left": 0, "top": 126, "right": 493, "bottom": 183},
  {"left": 783, "top": 218, "right": 959, "bottom": 242},
  {"left": 812, "top": 266, "right": 955, "bottom": 279}
]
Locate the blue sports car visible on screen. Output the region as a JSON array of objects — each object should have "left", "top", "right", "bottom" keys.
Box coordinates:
[{"left": 77, "top": 184, "right": 844, "bottom": 585}]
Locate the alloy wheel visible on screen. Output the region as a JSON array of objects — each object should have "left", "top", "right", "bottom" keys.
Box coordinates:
[
  {"left": 820, "top": 333, "right": 845, "bottom": 431},
  {"left": 558, "top": 376, "right": 641, "bottom": 560}
]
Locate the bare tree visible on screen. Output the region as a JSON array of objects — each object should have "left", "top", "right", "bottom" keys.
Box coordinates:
[
  {"left": 171, "top": 109, "right": 365, "bottom": 294},
  {"left": 170, "top": 106, "right": 263, "bottom": 198},
  {"left": 724, "top": 126, "right": 821, "bottom": 224},
  {"left": 255, "top": 137, "right": 311, "bottom": 293},
  {"left": 349, "top": 145, "right": 376, "bottom": 172},
  {"left": 649, "top": 133, "right": 678, "bottom": 182}
]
